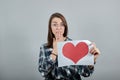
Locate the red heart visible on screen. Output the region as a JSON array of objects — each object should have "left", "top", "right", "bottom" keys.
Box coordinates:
[{"left": 62, "top": 42, "right": 89, "bottom": 64}]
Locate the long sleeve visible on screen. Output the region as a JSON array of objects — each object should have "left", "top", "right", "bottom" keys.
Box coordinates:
[
  {"left": 38, "top": 37, "right": 95, "bottom": 80},
  {"left": 58, "top": 65, "right": 94, "bottom": 79},
  {"left": 45, "top": 64, "right": 94, "bottom": 80},
  {"left": 38, "top": 44, "right": 56, "bottom": 77},
  {"left": 76, "top": 65, "right": 94, "bottom": 77}
]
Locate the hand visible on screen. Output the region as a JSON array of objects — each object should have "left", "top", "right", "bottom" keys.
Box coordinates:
[
  {"left": 90, "top": 42, "right": 100, "bottom": 63},
  {"left": 51, "top": 32, "right": 64, "bottom": 61},
  {"left": 55, "top": 31, "right": 64, "bottom": 41},
  {"left": 52, "top": 38, "right": 58, "bottom": 56},
  {"left": 52, "top": 31, "right": 65, "bottom": 55}
]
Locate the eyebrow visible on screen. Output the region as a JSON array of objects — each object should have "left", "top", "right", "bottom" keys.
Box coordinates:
[
  {"left": 52, "top": 21, "right": 63, "bottom": 24},
  {"left": 52, "top": 21, "right": 57, "bottom": 23}
]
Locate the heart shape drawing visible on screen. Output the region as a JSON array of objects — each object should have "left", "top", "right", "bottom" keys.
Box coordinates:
[{"left": 62, "top": 42, "right": 89, "bottom": 64}]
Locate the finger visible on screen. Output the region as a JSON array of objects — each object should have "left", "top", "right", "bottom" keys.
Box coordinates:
[
  {"left": 93, "top": 50, "right": 98, "bottom": 55},
  {"left": 94, "top": 53, "right": 99, "bottom": 60},
  {"left": 55, "top": 33, "right": 60, "bottom": 41},
  {"left": 58, "top": 32, "right": 61, "bottom": 38},
  {"left": 93, "top": 49, "right": 100, "bottom": 55},
  {"left": 90, "top": 47, "right": 99, "bottom": 55},
  {"left": 90, "top": 47, "right": 94, "bottom": 53},
  {"left": 91, "top": 50, "right": 96, "bottom": 55},
  {"left": 92, "top": 42, "right": 96, "bottom": 46},
  {"left": 56, "top": 32, "right": 63, "bottom": 41},
  {"left": 55, "top": 32, "right": 59, "bottom": 38}
]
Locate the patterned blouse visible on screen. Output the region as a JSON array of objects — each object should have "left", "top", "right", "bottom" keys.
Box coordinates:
[{"left": 38, "top": 37, "right": 94, "bottom": 80}]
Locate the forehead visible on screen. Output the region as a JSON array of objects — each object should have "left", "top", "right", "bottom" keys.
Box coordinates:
[{"left": 51, "top": 17, "right": 62, "bottom": 23}]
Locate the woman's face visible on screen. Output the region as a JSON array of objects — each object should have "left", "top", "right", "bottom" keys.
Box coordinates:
[{"left": 51, "top": 17, "right": 65, "bottom": 38}]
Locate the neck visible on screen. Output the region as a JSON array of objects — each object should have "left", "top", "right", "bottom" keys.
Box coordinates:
[{"left": 55, "top": 36, "right": 66, "bottom": 41}]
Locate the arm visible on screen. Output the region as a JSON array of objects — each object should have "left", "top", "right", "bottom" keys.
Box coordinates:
[
  {"left": 38, "top": 45, "right": 56, "bottom": 77},
  {"left": 76, "top": 42, "right": 100, "bottom": 77},
  {"left": 63, "top": 65, "right": 94, "bottom": 78},
  {"left": 77, "top": 65, "right": 94, "bottom": 77}
]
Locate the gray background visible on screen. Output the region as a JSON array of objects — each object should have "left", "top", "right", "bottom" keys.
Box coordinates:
[{"left": 0, "top": 0, "right": 120, "bottom": 80}]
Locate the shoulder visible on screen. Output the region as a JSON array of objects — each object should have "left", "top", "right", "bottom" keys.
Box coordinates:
[
  {"left": 40, "top": 43, "right": 52, "bottom": 51},
  {"left": 40, "top": 43, "right": 48, "bottom": 49},
  {"left": 66, "top": 37, "right": 72, "bottom": 41}
]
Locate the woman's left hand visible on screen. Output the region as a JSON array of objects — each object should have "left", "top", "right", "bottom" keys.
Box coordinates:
[{"left": 90, "top": 43, "right": 100, "bottom": 64}]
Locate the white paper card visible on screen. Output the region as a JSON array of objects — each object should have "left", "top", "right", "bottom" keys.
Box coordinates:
[{"left": 57, "top": 40, "right": 94, "bottom": 67}]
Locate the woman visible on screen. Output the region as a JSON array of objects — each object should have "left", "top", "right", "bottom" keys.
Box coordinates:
[{"left": 38, "top": 13, "right": 100, "bottom": 80}]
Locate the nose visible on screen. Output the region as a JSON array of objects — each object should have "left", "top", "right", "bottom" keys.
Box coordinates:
[{"left": 56, "top": 25, "right": 61, "bottom": 30}]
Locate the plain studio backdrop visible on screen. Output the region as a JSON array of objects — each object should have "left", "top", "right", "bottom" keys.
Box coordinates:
[{"left": 0, "top": 0, "right": 120, "bottom": 80}]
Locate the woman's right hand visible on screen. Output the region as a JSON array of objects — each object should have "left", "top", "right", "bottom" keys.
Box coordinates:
[
  {"left": 51, "top": 32, "right": 65, "bottom": 60},
  {"left": 52, "top": 31, "right": 64, "bottom": 55}
]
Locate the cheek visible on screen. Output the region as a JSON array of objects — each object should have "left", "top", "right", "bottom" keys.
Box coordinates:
[
  {"left": 61, "top": 28, "right": 65, "bottom": 33},
  {"left": 51, "top": 27, "right": 65, "bottom": 35},
  {"left": 51, "top": 27, "right": 56, "bottom": 34}
]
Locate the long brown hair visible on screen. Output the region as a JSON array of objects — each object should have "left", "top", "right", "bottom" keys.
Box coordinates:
[{"left": 47, "top": 12, "right": 68, "bottom": 48}]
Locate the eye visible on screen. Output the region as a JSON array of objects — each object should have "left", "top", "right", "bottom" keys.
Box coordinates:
[
  {"left": 60, "top": 23, "right": 64, "bottom": 27},
  {"left": 52, "top": 23, "right": 57, "bottom": 27}
]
